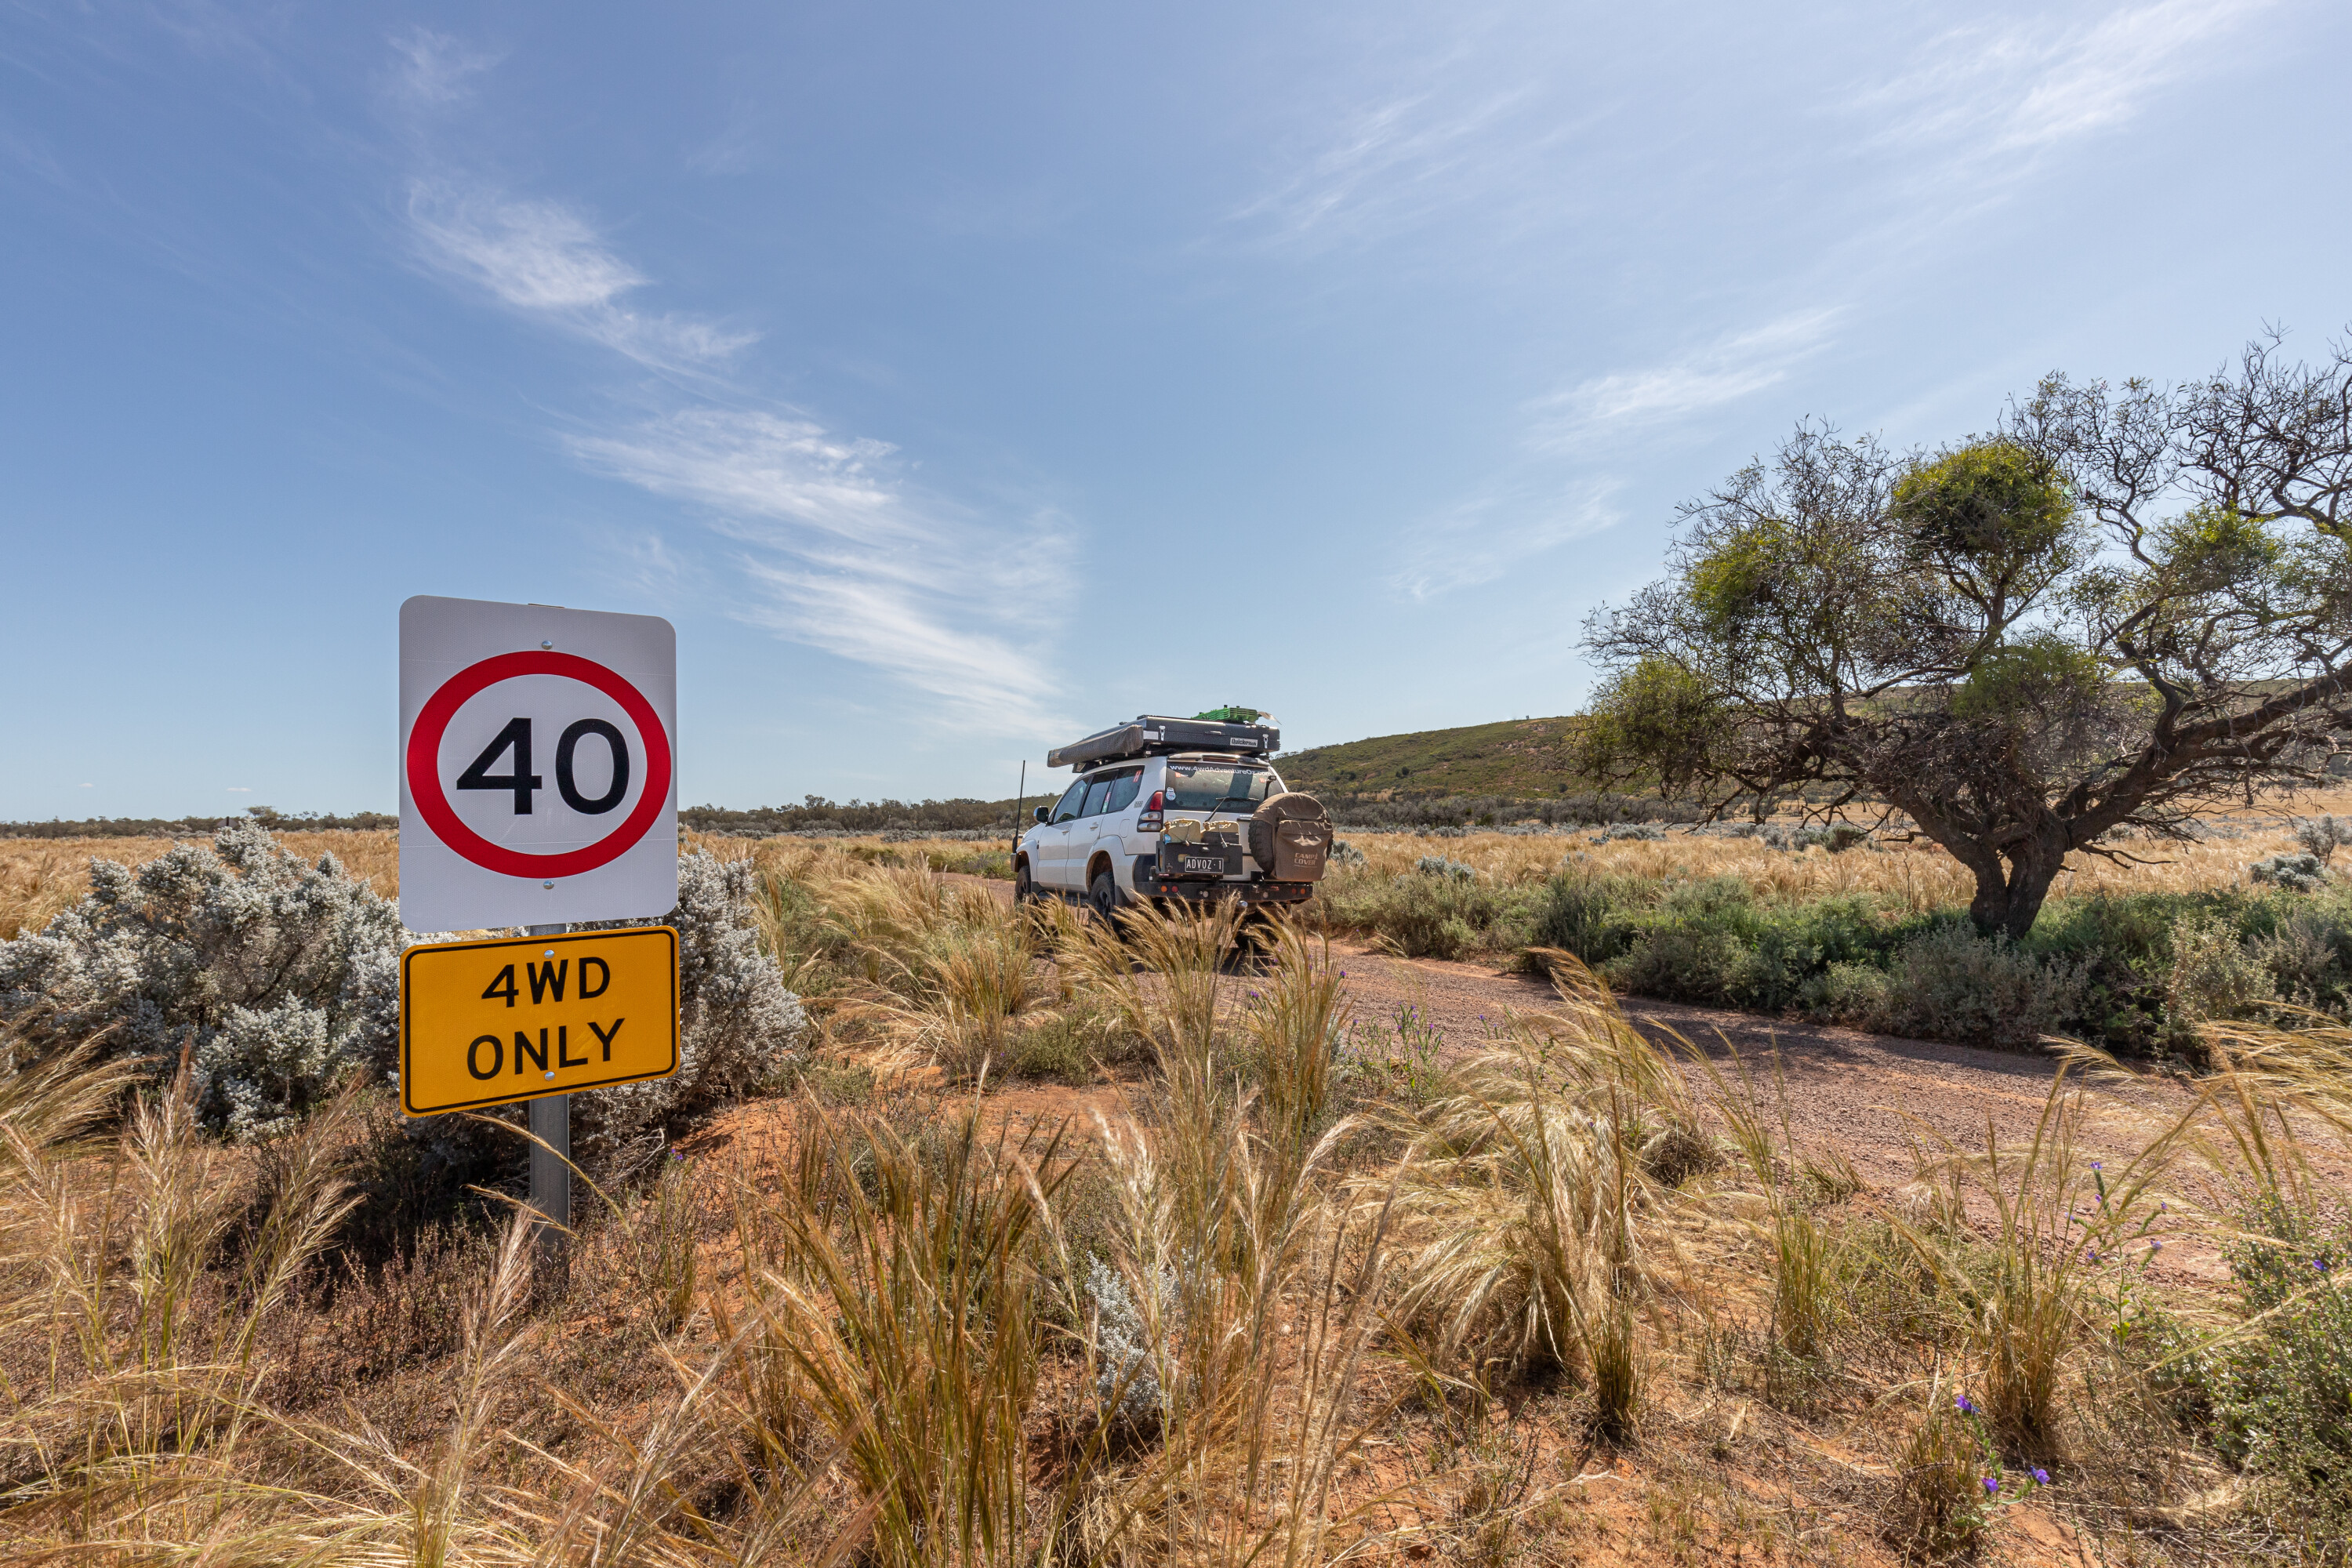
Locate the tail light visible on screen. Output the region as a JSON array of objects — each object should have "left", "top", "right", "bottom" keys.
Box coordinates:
[{"left": 1138, "top": 789, "right": 1165, "bottom": 832}]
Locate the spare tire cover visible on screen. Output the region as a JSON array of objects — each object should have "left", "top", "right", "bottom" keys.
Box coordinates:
[{"left": 1249, "top": 791, "right": 1332, "bottom": 877}]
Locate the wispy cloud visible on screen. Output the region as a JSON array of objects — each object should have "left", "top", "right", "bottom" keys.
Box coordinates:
[
  {"left": 0, "top": 124, "right": 70, "bottom": 188},
  {"left": 1225, "top": 82, "right": 1543, "bottom": 252},
  {"left": 1533, "top": 309, "right": 1841, "bottom": 449},
  {"left": 1390, "top": 480, "right": 1621, "bottom": 602},
  {"left": 1858, "top": 0, "right": 2264, "bottom": 164},
  {"left": 570, "top": 411, "right": 1070, "bottom": 731},
  {"left": 388, "top": 28, "right": 498, "bottom": 108},
  {"left": 1391, "top": 307, "right": 1836, "bottom": 600},
  {"left": 406, "top": 181, "right": 755, "bottom": 372}
]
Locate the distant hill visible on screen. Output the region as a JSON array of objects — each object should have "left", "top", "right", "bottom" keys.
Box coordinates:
[{"left": 1276, "top": 716, "right": 1591, "bottom": 798}]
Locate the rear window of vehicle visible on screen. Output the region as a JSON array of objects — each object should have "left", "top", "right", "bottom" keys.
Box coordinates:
[
  {"left": 1081, "top": 767, "right": 1143, "bottom": 817},
  {"left": 1164, "top": 764, "right": 1276, "bottom": 811}
]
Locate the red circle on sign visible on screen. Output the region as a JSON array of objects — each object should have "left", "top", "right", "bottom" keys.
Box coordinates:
[{"left": 405, "top": 651, "right": 673, "bottom": 879}]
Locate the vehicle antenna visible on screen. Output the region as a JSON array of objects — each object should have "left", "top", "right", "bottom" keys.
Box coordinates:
[{"left": 1011, "top": 759, "right": 1026, "bottom": 858}]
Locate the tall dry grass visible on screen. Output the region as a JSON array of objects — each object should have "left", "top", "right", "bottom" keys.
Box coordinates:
[
  {"left": 1380, "top": 958, "right": 1699, "bottom": 1438},
  {"left": 1893, "top": 1070, "right": 2195, "bottom": 1454},
  {"left": 5, "top": 832, "right": 2347, "bottom": 1563},
  {"left": 1338, "top": 816, "right": 2325, "bottom": 913}
]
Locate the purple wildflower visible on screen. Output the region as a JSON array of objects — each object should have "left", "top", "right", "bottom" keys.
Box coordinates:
[
  {"left": 2090, "top": 1160, "right": 2103, "bottom": 1171},
  {"left": 2032, "top": 1468, "right": 2049, "bottom": 1486},
  {"left": 1983, "top": 1476, "right": 1998, "bottom": 1496},
  {"left": 1955, "top": 1394, "right": 1975, "bottom": 1414}
]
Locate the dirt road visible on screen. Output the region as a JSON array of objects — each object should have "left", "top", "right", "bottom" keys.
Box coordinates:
[
  {"left": 1326, "top": 939, "right": 2183, "bottom": 1191},
  {"left": 964, "top": 877, "right": 2189, "bottom": 1191},
  {"left": 944, "top": 877, "right": 2254, "bottom": 1280}
]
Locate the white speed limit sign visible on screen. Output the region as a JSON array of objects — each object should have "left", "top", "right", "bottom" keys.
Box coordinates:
[{"left": 398, "top": 596, "right": 678, "bottom": 932}]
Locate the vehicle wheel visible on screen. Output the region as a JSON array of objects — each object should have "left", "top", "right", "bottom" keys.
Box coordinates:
[
  {"left": 1013, "top": 861, "right": 1036, "bottom": 905},
  {"left": 1087, "top": 868, "right": 1121, "bottom": 922}
]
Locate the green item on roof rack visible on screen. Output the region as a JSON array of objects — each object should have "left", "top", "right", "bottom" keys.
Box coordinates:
[{"left": 1193, "top": 706, "right": 1262, "bottom": 724}]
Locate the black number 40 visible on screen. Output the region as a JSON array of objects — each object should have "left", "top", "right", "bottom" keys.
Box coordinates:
[{"left": 456, "top": 718, "right": 630, "bottom": 815}]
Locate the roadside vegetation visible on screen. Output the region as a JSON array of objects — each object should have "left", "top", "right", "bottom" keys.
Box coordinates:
[
  {"left": 4, "top": 825, "right": 2351, "bottom": 1563},
  {"left": 1312, "top": 808, "right": 2352, "bottom": 1058}
]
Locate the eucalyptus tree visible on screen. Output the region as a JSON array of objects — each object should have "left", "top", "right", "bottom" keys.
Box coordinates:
[{"left": 1577, "top": 335, "right": 2352, "bottom": 939}]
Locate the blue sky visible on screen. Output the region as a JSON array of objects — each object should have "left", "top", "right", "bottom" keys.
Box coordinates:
[{"left": 4, "top": 1, "right": 2345, "bottom": 818}]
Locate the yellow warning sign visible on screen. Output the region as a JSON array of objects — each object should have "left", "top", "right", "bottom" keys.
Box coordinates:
[{"left": 399, "top": 926, "right": 678, "bottom": 1117}]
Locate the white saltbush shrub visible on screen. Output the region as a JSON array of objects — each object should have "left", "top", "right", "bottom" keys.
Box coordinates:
[
  {"left": 550, "top": 851, "right": 810, "bottom": 1166},
  {"left": 1, "top": 826, "right": 808, "bottom": 1161},
  {"left": 2250, "top": 852, "right": 2332, "bottom": 893},
  {"left": 0, "top": 819, "right": 401, "bottom": 1136},
  {"left": 409, "top": 851, "right": 809, "bottom": 1173},
  {"left": 2292, "top": 815, "right": 2351, "bottom": 866}
]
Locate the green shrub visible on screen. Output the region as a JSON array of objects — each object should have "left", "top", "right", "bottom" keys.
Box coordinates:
[
  {"left": 1010, "top": 1009, "right": 1104, "bottom": 1083},
  {"left": 1319, "top": 868, "right": 1519, "bottom": 959},
  {"left": 1526, "top": 871, "right": 1642, "bottom": 964},
  {"left": 1603, "top": 920, "right": 1753, "bottom": 1005},
  {"left": 1875, "top": 924, "right": 2089, "bottom": 1050},
  {"left": 1595, "top": 880, "right": 1904, "bottom": 1013},
  {"left": 1803, "top": 960, "right": 1891, "bottom": 1024},
  {"left": 2259, "top": 906, "right": 2352, "bottom": 1014},
  {"left": 2194, "top": 1201, "right": 2352, "bottom": 1558},
  {"left": 2165, "top": 911, "right": 2274, "bottom": 1041}
]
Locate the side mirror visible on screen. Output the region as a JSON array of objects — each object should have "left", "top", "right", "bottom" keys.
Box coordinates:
[{"left": 1032, "top": 805, "right": 1051, "bottom": 824}]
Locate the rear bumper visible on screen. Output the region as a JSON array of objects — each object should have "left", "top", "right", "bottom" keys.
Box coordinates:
[{"left": 1131, "top": 854, "right": 1314, "bottom": 905}]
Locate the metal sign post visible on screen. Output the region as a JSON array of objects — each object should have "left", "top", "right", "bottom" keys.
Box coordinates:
[
  {"left": 397, "top": 596, "right": 681, "bottom": 1302},
  {"left": 524, "top": 920, "right": 571, "bottom": 1296}
]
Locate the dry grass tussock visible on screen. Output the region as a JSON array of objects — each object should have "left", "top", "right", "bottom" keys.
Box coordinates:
[{"left": 4, "top": 842, "right": 2348, "bottom": 1563}]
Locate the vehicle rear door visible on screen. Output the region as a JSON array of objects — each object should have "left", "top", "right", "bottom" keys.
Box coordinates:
[
  {"left": 1058, "top": 771, "right": 1119, "bottom": 889},
  {"left": 1081, "top": 767, "right": 1144, "bottom": 890}
]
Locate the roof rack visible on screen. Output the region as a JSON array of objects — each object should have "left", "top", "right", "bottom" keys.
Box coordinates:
[{"left": 1046, "top": 714, "right": 1281, "bottom": 770}]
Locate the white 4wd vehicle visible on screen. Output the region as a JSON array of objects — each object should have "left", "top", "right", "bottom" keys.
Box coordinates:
[{"left": 1014, "top": 715, "right": 1335, "bottom": 919}]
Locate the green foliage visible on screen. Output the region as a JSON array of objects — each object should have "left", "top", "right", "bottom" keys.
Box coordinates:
[
  {"left": 1890, "top": 437, "right": 2076, "bottom": 565},
  {"left": 1317, "top": 866, "right": 1530, "bottom": 960},
  {"left": 1573, "top": 656, "right": 1725, "bottom": 792},
  {"left": 1586, "top": 878, "right": 1908, "bottom": 1014},
  {"left": 1506, "top": 872, "right": 2352, "bottom": 1057},
  {"left": 2165, "top": 1200, "right": 2352, "bottom": 1559},
  {"left": 1527, "top": 872, "right": 1645, "bottom": 964},
  {"left": 1949, "top": 632, "right": 2112, "bottom": 722},
  {"left": 2152, "top": 503, "right": 2284, "bottom": 591},
  {"left": 1010, "top": 1008, "right": 1111, "bottom": 1083}
]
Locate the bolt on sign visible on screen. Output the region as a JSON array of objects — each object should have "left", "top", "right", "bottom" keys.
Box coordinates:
[
  {"left": 398, "top": 595, "right": 678, "bottom": 934},
  {"left": 400, "top": 926, "right": 679, "bottom": 1116}
]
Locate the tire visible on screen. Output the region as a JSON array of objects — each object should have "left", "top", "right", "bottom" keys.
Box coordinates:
[
  {"left": 1247, "top": 792, "right": 1333, "bottom": 877},
  {"left": 1013, "top": 860, "right": 1036, "bottom": 905},
  {"left": 1087, "top": 867, "right": 1121, "bottom": 922}
]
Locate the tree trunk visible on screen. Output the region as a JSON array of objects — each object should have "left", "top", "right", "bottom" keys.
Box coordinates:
[{"left": 1965, "top": 836, "right": 2068, "bottom": 942}]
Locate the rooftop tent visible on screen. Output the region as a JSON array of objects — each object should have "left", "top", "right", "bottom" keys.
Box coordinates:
[{"left": 1045, "top": 714, "right": 1281, "bottom": 770}]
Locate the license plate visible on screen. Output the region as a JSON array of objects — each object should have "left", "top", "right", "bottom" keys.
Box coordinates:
[{"left": 1174, "top": 854, "right": 1227, "bottom": 877}]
